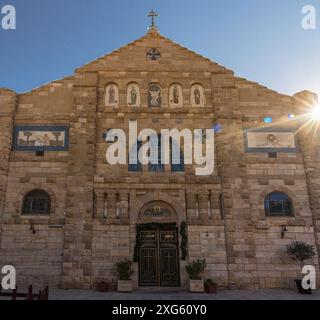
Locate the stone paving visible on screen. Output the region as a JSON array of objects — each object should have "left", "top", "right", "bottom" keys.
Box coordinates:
[{"left": 45, "top": 288, "right": 320, "bottom": 300}]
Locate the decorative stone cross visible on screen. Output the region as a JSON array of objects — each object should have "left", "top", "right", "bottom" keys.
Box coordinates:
[{"left": 148, "top": 9, "right": 159, "bottom": 28}]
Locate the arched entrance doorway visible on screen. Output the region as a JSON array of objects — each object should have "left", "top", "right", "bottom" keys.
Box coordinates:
[{"left": 137, "top": 201, "right": 180, "bottom": 287}]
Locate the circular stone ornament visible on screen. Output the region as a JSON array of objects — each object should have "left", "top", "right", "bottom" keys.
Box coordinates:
[{"left": 147, "top": 48, "right": 161, "bottom": 61}]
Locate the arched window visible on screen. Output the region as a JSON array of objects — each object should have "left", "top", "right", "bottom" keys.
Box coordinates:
[
  {"left": 128, "top": 136, "right": 185, "bottom": 173},
  {"left": 22, "top": 190, "right": 51, "bottom": 215},
  {"left": 264, "top": 191, "right": 293, "bottom": 216}
]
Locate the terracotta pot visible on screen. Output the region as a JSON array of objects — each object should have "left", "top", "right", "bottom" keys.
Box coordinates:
[{"left": 205, "top": 283, "right": 217, "bottom": 294}]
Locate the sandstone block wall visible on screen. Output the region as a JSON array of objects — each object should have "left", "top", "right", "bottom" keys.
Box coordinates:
[{"left": 0, "top": 30, "right": 319, "bottom": 290}]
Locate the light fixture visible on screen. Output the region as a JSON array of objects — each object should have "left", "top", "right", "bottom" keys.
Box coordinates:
[
  {"left": 30, "top": 224, "right": 36, "bottom": 235},
  {"left": 281, "top": 225, "right": 288, "bottom": 239}
]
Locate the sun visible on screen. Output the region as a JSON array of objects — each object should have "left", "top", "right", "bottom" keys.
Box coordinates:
[{"left": 311, "top": 104, "right": 320, "bottom": 120}]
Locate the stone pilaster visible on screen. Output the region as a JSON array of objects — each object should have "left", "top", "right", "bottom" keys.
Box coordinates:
[
  {"left": 197, "top": 190, "right": 209, "bottom": 224},
  {"left": 106, "top": 191, "right": 117, "bottom": 221},
  {"left": 214, "top": 70, "right": 259, "bottom": 288},
  {"left": 0, "top": 89, "right": 16, "bottom": 245},
  {"left": 209, "top": 191, "right": 221, "bottom": 221},
  {"left": 119, "top": 191, "right": 129, "bottom": 223},
  {"left": 62, "top": 72, "right": 98, "bottom": 289},
  {"left": 185, "top": 191, "right": 198, "bottom": 225},
  {"left": 94, "top": 190, "right": 105, "bottom": 219},
  {"left": 294, "top": 91, "right": 320, "bottom": 269}
]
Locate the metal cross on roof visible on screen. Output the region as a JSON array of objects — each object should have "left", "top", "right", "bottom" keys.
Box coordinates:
[{"left": 148, "top": 9, "right": 159, "bottom": 28}]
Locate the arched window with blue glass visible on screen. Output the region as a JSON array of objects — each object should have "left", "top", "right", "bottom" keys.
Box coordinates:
[
  {"left": 128, "top": 134, "right": 185, "bottom": 173},
  {"left": 264, "top": 191, "right": 293, "bottom": 217},
  {"left": 148, "top": 133, "right": 164, "bottom": 172},
  {"left": 128, "top": 140, "right": 143, "bottom": 172},
  {"left": 22, "top": 189, "right": 51, "bottom": 215},
  {"left": 170, "top": 138, "right": 185, "bottom": 172}
]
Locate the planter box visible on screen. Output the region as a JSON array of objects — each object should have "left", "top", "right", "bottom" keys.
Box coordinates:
[
  {"left": 117, "top": 280, "right": 133, "bottom": 293},
  {"left": 189, "top": 280, "right": 204, "bottom": 293}
]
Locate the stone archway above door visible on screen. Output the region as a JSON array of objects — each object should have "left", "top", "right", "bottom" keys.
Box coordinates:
[
  {"left": 130, "top": 191, "right": 186, "bottom": 226},
  {"left": 139, "top": 201, "right": 177, "bottom": 224}
]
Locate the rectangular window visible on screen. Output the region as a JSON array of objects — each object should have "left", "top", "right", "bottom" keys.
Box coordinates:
[
  {"left": 171, "top": 138, "right": 185, "bottom": 172},
  {"left": 149, "top": 134, "right": 164, "bottom": 172},
  {"left": 128, "top": 141, "right": 142, "bottom": 172}
]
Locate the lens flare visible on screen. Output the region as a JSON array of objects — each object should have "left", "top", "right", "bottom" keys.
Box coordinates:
[{"left": 311, "top": 105, "right": 320, "bottom": 120}]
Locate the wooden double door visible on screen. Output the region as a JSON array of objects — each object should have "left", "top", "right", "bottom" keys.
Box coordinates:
[{"left": 139, "top": 226, "right": 180, "bottom": 287}]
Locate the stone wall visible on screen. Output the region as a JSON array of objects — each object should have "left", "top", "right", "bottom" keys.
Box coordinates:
[{"left": 0, "top": 30, "right": 320, "bottom": 290}]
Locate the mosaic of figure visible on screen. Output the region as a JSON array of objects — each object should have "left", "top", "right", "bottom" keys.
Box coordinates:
[
  {"left": 105, "top": 83, "right": 119, "bottom": 107},
  {"left": 173, "top": 85, "right": 179, "bottom": 104},
  {"left": 191, "top": 84, "right": 205, "bottom": 107},
  {"left": 148, "top": 84, "right": 161, "bottom": 108},
  {"left": 194, "top": 88, "right": 201, "bottom": 105},
  {"left": 127, "top": 84, "right": 140, "bottom": 107},
  {"left": 169, "top": 84, "right": 183, "bottom": 107}
]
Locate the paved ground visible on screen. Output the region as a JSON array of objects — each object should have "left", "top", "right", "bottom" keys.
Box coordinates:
[
  {"left": 46, "top": 288, "right": 320, "bottom": 300},
  {"left": 1, "top": 288, "right": 319, "bottom": 300}
]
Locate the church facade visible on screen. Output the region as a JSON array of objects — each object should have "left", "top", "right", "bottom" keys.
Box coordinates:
[{"left": 0, "top": 24, "right": 320, "bottom": 290}]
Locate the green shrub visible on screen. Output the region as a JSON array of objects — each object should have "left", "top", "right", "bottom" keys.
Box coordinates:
[
  {"left": 114, "top": 259, "right": 134, "bottom": 280},
  {"left": 287, "top": 241, "right": 316, "bottom": 267},
  {"left": 204, "top": 278, "right": 217, "bottom": 288},
  {"left": 185, "top": 259, "right": 206, "bottom": 280}
]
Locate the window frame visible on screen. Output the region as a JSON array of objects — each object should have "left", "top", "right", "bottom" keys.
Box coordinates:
[
  {"left": 264, "top": 191, "right": 294, "bottom": 217},
  {"left": 22, "top": 190, "right": 51, "bottom": 215}
]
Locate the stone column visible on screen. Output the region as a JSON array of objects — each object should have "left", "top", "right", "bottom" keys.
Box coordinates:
[
  {"left": 294, "top": 91, "right": 320, "bottom": 272},
  {"left": 186, "top": 191, "right": 198, "bottom": 225},
  {"left": 213, "top": 70, "right": 258, "bottom": 289},
  {"left": 0, "top": 89, "right": 16, "bottom": 247},
  {"left": 106, "top": 191, "right": 117, "bottom": 221},
  {"left": 198, "top": 190, "right": 209, "bottom": 224},
  {"left": 94, "top": 190, "right": 105, "bottom": 219},
  {"left": 119, "top": 191, "right": 129, "bottom": 223},
  {"left": 210, "top": 191, "right": 222, "bottom": 221},
  {"left": 62, "top": 71, "right": 98, "bottom": 289}
]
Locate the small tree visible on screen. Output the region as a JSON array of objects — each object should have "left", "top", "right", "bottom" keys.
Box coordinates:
[
  {"left": 114, "top": 259, "right": 134, "bottom": 280},
  {"left": 185, "top": 259, "right": 206, "bottom": 280},
  {"left": 287, "top": 241, "right": 316, "bottom": 268}
]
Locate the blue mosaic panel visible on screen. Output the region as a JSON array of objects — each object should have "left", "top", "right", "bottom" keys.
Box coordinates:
[
  {"left": 13, "top": 126, "right": 69, "bottom": 151},
  {"left": 244, "top": 127, "right": 299, "bottom": 153}
]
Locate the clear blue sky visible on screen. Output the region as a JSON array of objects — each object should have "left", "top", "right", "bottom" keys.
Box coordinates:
[{"left": 0, "top": 0, "right": 319, "bottom": 96}]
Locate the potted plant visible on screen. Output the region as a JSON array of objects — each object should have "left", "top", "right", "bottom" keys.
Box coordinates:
[
  {"left": 286, "top": 241, "right": 316, "bottom": 294},
  {"left": 114, "top": 259, "right": 134, "bottom": 292},
  {"left": 205, "top": 278, "right": 217, "bottom": 294},
  {"left": 185, "top": 259, "right": 206, "bottom": 292}
]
